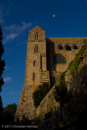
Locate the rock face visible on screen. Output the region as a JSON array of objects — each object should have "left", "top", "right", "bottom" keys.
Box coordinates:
[
  {"left": 15, "top": 25, "right": 87, "bottom": 121},
  {"left": 38, "top": 44, "right": 87, "bottom": 130},
  {"left": 65, "top": 47, "right": 87, "bottom": 92}
]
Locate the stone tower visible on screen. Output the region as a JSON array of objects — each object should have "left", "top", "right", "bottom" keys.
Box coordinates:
[
  {"left": 25, "top": 25, "right": 50, "bottom": 92},
  {"left": 15, "top": 25, "right": 50, "bottom": 121}
]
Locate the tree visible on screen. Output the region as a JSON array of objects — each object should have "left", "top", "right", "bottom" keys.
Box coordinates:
[
  {"left": 0, "top": 27, "right": 5, "bottom": 92},
  {"left": 1, "top": 103, "right": 17, "bottom": 125},
  {"left": 33, "top": 82, "right": 51, "bottom": 107},
  {"left": 0, "top": 27, "right": 5, "bottom": 121}
]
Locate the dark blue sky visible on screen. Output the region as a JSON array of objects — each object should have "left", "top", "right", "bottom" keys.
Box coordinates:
[{"left": 0, "top": 0, "right": 87, "bottom": 107}]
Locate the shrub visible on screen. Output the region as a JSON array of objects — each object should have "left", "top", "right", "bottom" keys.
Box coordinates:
[
  {"left": 55, "top": 84, "right": 67, "bottom": 106},
  {"left": 55, "top": 85, "right": 74, "bottom": 107},
  {"left": 44, "top": 111, "right": 52, "bottom": 119},
  {"left": 54, "top": 72, "right": 67, "bottom": 106},
  {"left": 33, "top": 82, "right": 51, "bottom": 108},
  {"left": 34, "top": 116, "right": 42, "bottom": 125},
  {"left": 59, "top": 71, "right": 66, "bottom": 88},
  {"left": 54, "top": 72, "right": 73, "bottom": 106},
  {"left": 1, "top": 103, "right": 17, "bottom": 125}
]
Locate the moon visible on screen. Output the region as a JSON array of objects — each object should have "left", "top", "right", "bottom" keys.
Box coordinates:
[{"left": 52, "top": 14, "right": 56, "bottom": 17}]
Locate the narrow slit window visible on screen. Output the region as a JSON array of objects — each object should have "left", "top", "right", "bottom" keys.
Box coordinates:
[
  {"left": 33, "top": 61, "right": 35, "bottom": 66},
  {"left": 33, "top": 73, "right": 35, "bottom": 80},
  {"left": 40, "top": 56, "right": 42, "bottom": 69},
  {"left": 35, "top": 33, "right": 38, "bottom": 40},
  {"left": 34, "top": 45, "right": 38, "bottom": 53}
]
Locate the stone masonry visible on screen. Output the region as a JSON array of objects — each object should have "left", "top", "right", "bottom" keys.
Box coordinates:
[{"left": 15, "top": 25, "right": 87, "bottom": 121}]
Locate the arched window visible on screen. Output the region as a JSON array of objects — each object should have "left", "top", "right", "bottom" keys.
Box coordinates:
[
  {"left": 73, "top": 45, "right": 78, "bottom": 49},
  {"left": 53, "top": 53, "right": 66, "bottom": 64},
  {"left": 65, "top": 45, "right": 71, "bottom": 50},
  {"left": 34, "top": 45, "right": 38, "bottom": 53},
  {"left": 58, "top": 45, "right": 63, "bottom": 50},
  {"left": 35, "top": 33, "right": 38, "bottom": 40}
]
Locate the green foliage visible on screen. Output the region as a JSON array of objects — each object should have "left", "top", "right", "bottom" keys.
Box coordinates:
[
  {"left": 59, "top": 72, "right": 66, "bottom": 88},
  {"left": 69, "top": 44, "right": 86, "bottom": 76},
  {"left": 33, "top": 82, "right": 51, "bottom": 108},
  {"left": 34, "top": 114, "right": 43, "bottom": 125},
  {"left": 1, "top": 103, "right": 17, "bottom": 125},
  {"left": 55, "top": 86, "right": 73, "bottom": 106},
  {"left": 54, "top": 72, "right": 73, "bottom": 106},
  {"left": 44, "top": 111, "right": 52, "bottom": 119},
  {"left": 54, "top": 43, "right": 86, "bottom": 107},
  {"left": 55, "top": 85, "right": 67, "bottom": 106},
  {"left": 54, "top": 43, "right": 86, "bottom": 106}
]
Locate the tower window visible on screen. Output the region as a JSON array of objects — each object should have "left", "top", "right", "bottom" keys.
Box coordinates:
[
  {"left": 35, "top": 33, "right": 38, "bottom": 40},
  {"left": 33, "top": 61, "right": 35, "bottom": 66},
  {"left": 33, "top": 73, "right": 35, "bottom": 80},
  {"left": 73, "top": 45, "right": 78, "bottom": 49},
  {"left": 58, "top": 45, "right": 63, "bottom": 50},
  {"left": 34, "top": 45, "right": 38, "bottom": 53},
  {"left": 40, "top": 56, "right": 42, "bottom": 69},
  {"left": 65, "top": 45, "right": 71, "bottom": 50}
]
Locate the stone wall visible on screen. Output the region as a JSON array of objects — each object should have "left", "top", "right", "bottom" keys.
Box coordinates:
[
  {"left": 40, "top": 70, "right": 50, "bottom": 83},
  {"left": 15, "top": 85, "right": 37, "bottom": 121},
  {"left": 46, "top": 37, "right": 87, "bottom": 85},
  {"left": 36, "top": 84, "right": 60, "bottom": 118}
]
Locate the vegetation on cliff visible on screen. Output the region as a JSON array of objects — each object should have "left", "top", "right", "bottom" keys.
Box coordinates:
[
  {"left": 38, "top": 42, "right": 87, "bottom": 130},
  {"left": 54, "top": 72, "right": 73, "bottom": 107},
  {"left": 33, "top": 82, "right": 51, "bottom": 107},
  {"left": 69, "top": 43, "right": 86, "bottom": 77}
]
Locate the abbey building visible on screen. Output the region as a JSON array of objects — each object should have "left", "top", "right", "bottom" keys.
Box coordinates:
[{"left": 15, "top": 25, "right": 87, "bottom": 120}]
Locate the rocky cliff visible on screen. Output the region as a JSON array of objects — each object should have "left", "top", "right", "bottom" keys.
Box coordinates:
[{"left": 38, "top": 43, "right": 87, "bottom": 130}]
